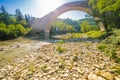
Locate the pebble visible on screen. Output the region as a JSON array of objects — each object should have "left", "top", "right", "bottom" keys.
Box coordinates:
[
  {"left": 88, "top": 72, "right": 98, "bottom": 80},
  {"left": 0, "top": 41, "right": 119, "bottom": 80},
  {"left": 99, "top": 71, "right": 115, "bottom": 80},
  {"left": 50, "top": 77, "right": 56, "bottom": 80},
  {"left": 62, "top": 73, "right": 69, "bottom": 77}
]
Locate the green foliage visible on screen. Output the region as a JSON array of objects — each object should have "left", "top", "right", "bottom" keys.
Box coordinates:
[
  {"left": 0, "top": 6, "right": 10, "bottom": 24},
  {"left": 80, "top": 20, "right": 90, "bottom": 33},
  {"left": 0, "top": 22, "right": 6, "bottom": 27},
  {"left": 51, "top": 20, "right": 75, "bottom": 35},
  {"left": 89, "top": 25, "right": 100, "bottom": 31},
  {"left": 86, "top": 30, "right": 107, "bottom": 39},
  {"left": 0, "top": 6, "right": 31, "bottom": 40},
  {"left": 97, "top": 43, "right": 107, "bottom": 52},
  {"left": 89, "top": 0, "right": 120, "bottom": 30},
  {"left": 15, "top": 9, "right": 23, "bottom": 21},
  {"left": 0, "top": 23, "right": 31, "bottom": 40},
  {"left": 28, "top": 63, "right": 36, "bottom": 72},
  {"left": 56, "top": 40, "right": 66, "bottom": 53},
  {"left": 41, "top": 64, "right": 48, "bottom": 73},
  {"left": 51, "top": 17, "right": 99, "bottom": 35},
  {"left": 59, "top": 57, "right": 66, "bottom": 70},
  {"left": 8, "top": 24, "right": 17, "bottom": 38},
  {"left": 58, "top": 40, "right": 65, "bottom": 44},
  {"left": 112, "top": 64, "right": 120, "bottom": 75},
  {"left": 0, "top": 24, "right": 9, "bottom": 40},
  {"left": 9, "top": 16, "right": 17, "bottom": 24},
  {"left": 16, "top": 24, "right": 26, "bottom": 36},
  {"left": 104, "top": 29, "right": 120, "bottom": 46},
  {"left": 56, "top": 45, "right": 66, "bottom": 53},
  {"left": 72, "top": 55, "right": 78, "bottom": 62},
  {"left": 98, "top": 43, "right": 117, "bottom": 59},
  {"left": 96, "top": 0, "right": 120, "bottom": 13},
  {"left": 71, "top": 33, "right": 83, "bottom": 39},
  {"left": 98, "top": 29, "right": 120, "bottom": 63}
]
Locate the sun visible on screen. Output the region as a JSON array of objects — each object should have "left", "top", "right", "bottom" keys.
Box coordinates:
[
  {"left": 36, "top": 0, "right": 63, "bottom": 12},
  {"left": 33, "top": 0, "right": 64, "bottom": 17}
]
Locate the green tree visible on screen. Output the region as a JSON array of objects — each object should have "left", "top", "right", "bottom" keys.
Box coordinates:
[
  {"left": 15, "top": 9, "right": 23, "bottom": 21},
  {"left": 0, "top": 6, "right": 10, "bottom": 24},
  {"left": 89, "top": 0, "right": 120, "bottom": 31},
  {"left": 8, "top": 24, "right": 17, "bottom": 38},
  {"left": 80, "top": 20, "right": 90, "bottom": 33},
  {"left": 0, "top": 23, "right": 9, "bottom": 40},
  {"left": 25, "top": 14, "right": 31, "bottom": 22},
  {"left": 15, "top": 24, "right": 26, "bottom": 36}
]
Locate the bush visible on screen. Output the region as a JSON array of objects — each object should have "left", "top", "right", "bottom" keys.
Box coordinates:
[
  {"left": 97, "top": 43, "right": 107, "bottom": 51},
  {"left": 0, "top": 23, "right": 31, "bottom": 40},
  {"left": 15, "top": 24, "right": 26, "bottom": 36},
  {"left": 104, "top": 29, "right": 120, "bottom": 46},
  {"left": 97, "top": 29, "right": 120, "bottom": 63},
  {"left": 80, "top": 20, "right": 90, "bottom": 33},
  {"left": 86, "top": 30, "right": 107, "bottom": 39},
  {"left": 0, "top": 26, "right": 9, "bottom": 40},
  {"left": 56, "top": 40, "right": 66, "bottom": 53},
  {"left": 56, "top": 45, "right": 66, "bottom": 53},
  {"left": 8, "top": 24, "right": 17, "bottom": 38},
  {"left": 71, "top": 33, "right": 83, "bottom": 39},
  {"left": 98, "top": 44, "right": 117, "bottom": 59}
]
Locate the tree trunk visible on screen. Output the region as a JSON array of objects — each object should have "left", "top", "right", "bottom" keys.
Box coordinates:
[
  {"left": 103, "top": 13, "right": 109, "bottom": 32},
  {"left": 98, "top": 22, "right": 105, "bottom": 31}
]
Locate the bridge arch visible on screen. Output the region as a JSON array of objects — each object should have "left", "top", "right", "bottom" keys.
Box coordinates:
[{"left": 30, "top": 0, "right": 105, "bottom": 38}]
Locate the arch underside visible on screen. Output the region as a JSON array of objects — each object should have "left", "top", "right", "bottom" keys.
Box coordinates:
[{"left": 41, "top": 1, "right": 89, "bottom": 33}]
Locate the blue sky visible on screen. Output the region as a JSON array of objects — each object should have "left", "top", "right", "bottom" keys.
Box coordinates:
[{"left": 0, "top": 0, "right": 87, "bottom": 20}]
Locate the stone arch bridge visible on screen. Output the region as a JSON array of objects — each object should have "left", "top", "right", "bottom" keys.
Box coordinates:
[{"left": 30, "top": 0, "right": 105, "bottom": 38}]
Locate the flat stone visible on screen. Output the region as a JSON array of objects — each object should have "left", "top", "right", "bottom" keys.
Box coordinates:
[
  {"left": 62, "top": 73, "right": 69, "bottom": 77},
  {"left": 115, "top": 77, "right": 120, "bottom": 80},
  {"left": 97, "top": 76, "right": 105, "bottom": 80},
  {"left": 88, "top": 72, "right": 98, "bottom": 80},
  {"left": 50, "top": 77, "right": 56, "bottom": 80},
  {"left": 99, "top": 71, "right": 115, "bottom": 80},
  {"left": 0, "top": 48, "right": 4, "bottom": 51}
]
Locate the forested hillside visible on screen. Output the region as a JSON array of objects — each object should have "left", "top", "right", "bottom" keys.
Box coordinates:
[{"left": 50, "top": 17, "right": 99, "bottom": 35}]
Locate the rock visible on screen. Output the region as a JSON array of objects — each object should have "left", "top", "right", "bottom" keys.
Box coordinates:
[
  {"left": 62, "top": 73, "right": 69, "bottom": 77},
  {"left": 115, "top": 77, "right": 120, "bottom": 80},
  {"left": 0, "top": 48, "right": 4, "bottom": 51},
  {"left": 73, "top": 74, "right": 79, "bottom": 78},
  {"left": 94, "top": 64, "right": 101, "bottom": 69},
  {"left": 33, "top": 77, "right": 39, "bottom": 80},
  {"left": 0, "top": 73, "right": 4, "bottom": 79},
  {"left": 82, "top": 73, "right": 88, "bottom": 79},
  {"left": 98, "top": 71, "right": 115, "bottom": 80},
  {"left": 50, "top": 77, "right": 56, "bottom": 80},
  {"left": 97, "top": 76, "right": 106, "bottom": 80},
  {"left": 88, "top": 72, "right": 98, "bottom": 80}
]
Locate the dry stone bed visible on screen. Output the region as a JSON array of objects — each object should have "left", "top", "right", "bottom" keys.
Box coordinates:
[{"left": 0, "top": 41, "right": 120, "bottom": 80}]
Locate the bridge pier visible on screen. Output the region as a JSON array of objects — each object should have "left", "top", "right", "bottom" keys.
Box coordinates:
[{"left": 45, "top": 31, "right": 50, "bottom": 40}]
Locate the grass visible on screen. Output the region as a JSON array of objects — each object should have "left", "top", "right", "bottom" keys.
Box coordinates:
[
  {"left": 53, "top": 31, "right": 107, "bottom": 40},
  {"left": 41, "top": 64, "right": 48, "bottom": 73},
  {"left": 97, "top": 29, "right": 120, "bottom": 63},
  {"left": 86, "top": 30, "right": 107, "bottom": 39},
  {"left": 56, "top": 40, "right": 66, "bottom": 53},
  {"left": 112, "top": 64, "right": 120, "bottom": 75},
  {"left": 70, "top": 33, "right": 84, "bottom": 38},
  {"left": 52, "top": 33, "right": 86, "bottom": 40}
]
